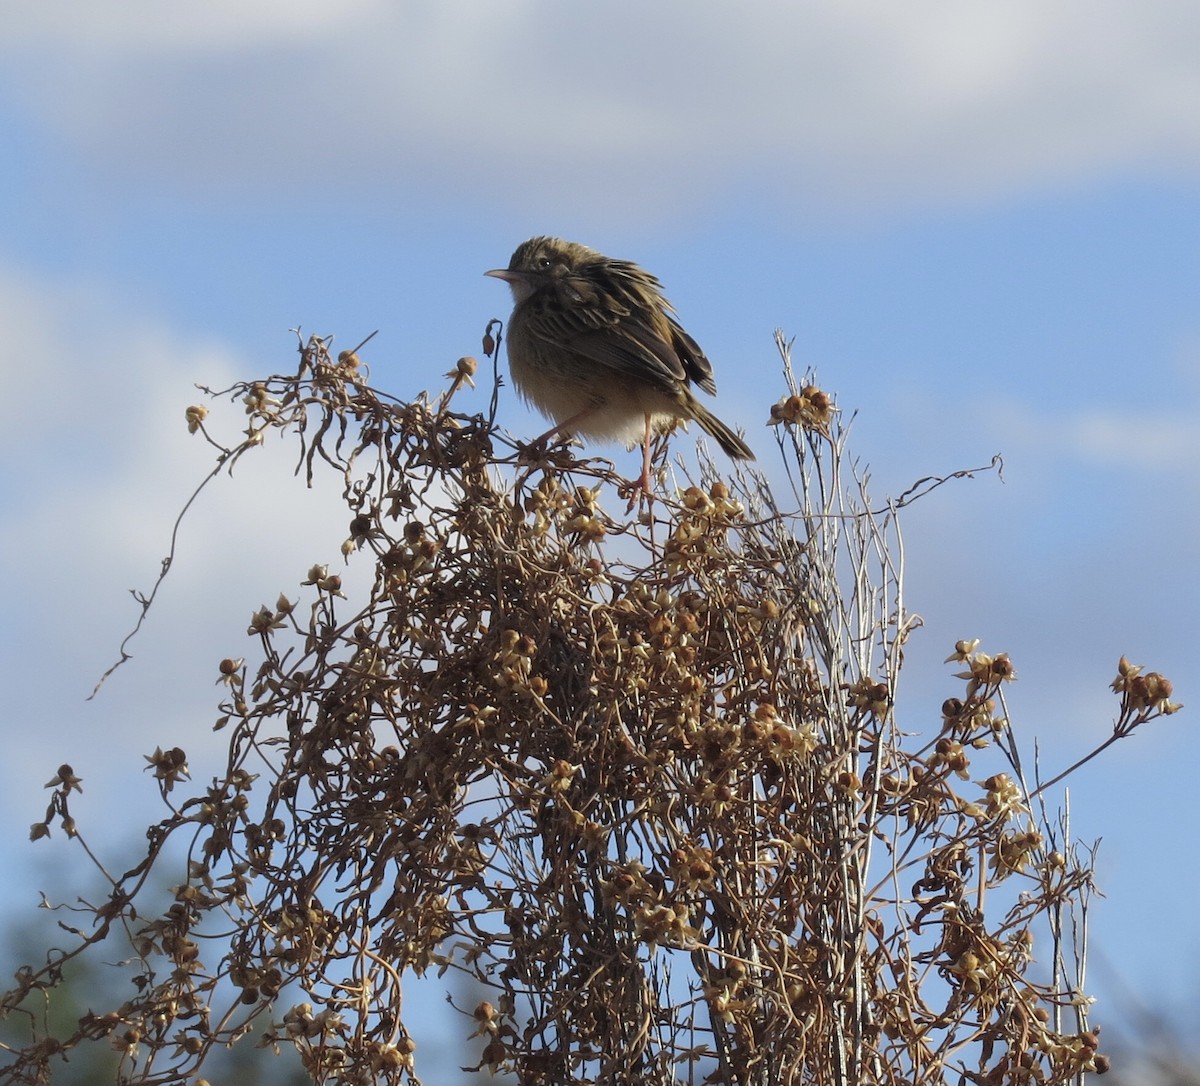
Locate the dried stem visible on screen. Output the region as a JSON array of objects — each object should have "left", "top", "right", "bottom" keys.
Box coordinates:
[{"left": 2, "top": 332, "right": 1180, "bottom": 1086}]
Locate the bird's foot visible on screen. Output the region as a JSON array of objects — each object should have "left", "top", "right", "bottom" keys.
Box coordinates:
[{"left": 620, "top": 470, "right": 655, "bottom": 513}]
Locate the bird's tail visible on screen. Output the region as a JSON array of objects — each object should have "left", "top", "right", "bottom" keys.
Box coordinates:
[{"left": 691, "top": 403, "right": 755, "bottom": 462}]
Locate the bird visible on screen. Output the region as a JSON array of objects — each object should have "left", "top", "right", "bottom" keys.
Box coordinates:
[{"left": 485, "top": 237, "right": 753, "bottom": 495}]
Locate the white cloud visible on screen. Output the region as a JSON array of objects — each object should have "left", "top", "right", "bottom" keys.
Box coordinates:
[
  {"left": 1066, "top": 409, "right": 1199, "bottom": 467},
  {"left": 2, "top": 1, "right": 1196, "bottom": 216},
  {"left": 0, "top": 267, "right": 362, "bottom": 833},
  {"left": 3, "top": 0, "right": 385, "bottom": 51},
  {"left": 983, "top": 396, "right": 1200, "bottom": 470}
]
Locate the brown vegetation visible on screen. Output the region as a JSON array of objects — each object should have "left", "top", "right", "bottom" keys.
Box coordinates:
[{"left": 1, "top": 332, "right": 1180, "bottom": 1085}]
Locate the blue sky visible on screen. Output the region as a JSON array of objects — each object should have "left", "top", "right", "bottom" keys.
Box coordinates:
[{"left": 1, "top": 0, "right": 1198, "bottom": 1063}]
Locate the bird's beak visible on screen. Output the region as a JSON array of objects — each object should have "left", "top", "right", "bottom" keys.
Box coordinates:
[{"left": 486, "top": 266, "right": 541, "bottom": 304}]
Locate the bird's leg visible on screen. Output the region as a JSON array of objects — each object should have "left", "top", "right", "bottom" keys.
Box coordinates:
[
  {"left": 518, "top": 406, "right": 596, "bottom": 462},
  {"left": 529, "top": 406, "right": 655, "bottom": 511},
  {"left": 528, "top": 405, "right": 598, "bottom": 449},
  {"left": 638, "top": 414, "right": 654, "bottom": 495},
  {"left": 622, "top": 414, "right": 656, "bottom": 512}
]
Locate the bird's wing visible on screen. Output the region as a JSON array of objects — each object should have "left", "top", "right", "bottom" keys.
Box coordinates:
[
  {"left": 665, "top": 315, "right": 717, "bottom": 396},
  {"left": 526, "top": 263, "right": 715, "bottom": 397}
]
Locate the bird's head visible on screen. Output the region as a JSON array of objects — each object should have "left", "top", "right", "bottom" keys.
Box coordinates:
[{"left": 485, "top": 236, "right": 599, "bottom": 304}]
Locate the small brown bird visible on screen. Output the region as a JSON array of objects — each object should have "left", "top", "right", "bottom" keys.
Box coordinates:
[{"left": 486, "top": 237, "right": 753, "bottom": 493}]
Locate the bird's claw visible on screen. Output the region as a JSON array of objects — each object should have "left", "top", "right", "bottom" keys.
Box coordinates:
[{"left": 619, "top": 472, "right": 655, "bottom": 513}]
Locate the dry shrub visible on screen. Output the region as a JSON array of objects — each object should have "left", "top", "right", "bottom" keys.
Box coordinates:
[{"left": 1, "top": 332, "right": 1181, "bottom": 1086}]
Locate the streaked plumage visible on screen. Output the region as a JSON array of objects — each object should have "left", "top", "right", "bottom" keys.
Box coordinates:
[{"left": 486, "top": 237, "right": 753, "bottom": 489}]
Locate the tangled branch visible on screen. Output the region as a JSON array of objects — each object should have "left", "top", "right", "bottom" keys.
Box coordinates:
[{"left": 2, "top": 332, "right": 1180, "bottom": 1086}]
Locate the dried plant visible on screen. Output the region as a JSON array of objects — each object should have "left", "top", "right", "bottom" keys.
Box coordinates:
[{"left": 0, "top": 331, "right": 1181, "bottom": 1086}]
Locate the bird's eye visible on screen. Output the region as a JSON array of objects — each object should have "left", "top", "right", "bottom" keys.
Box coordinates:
[{"left": 538, "top": 256, "right": 553, "bottom": 269}]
